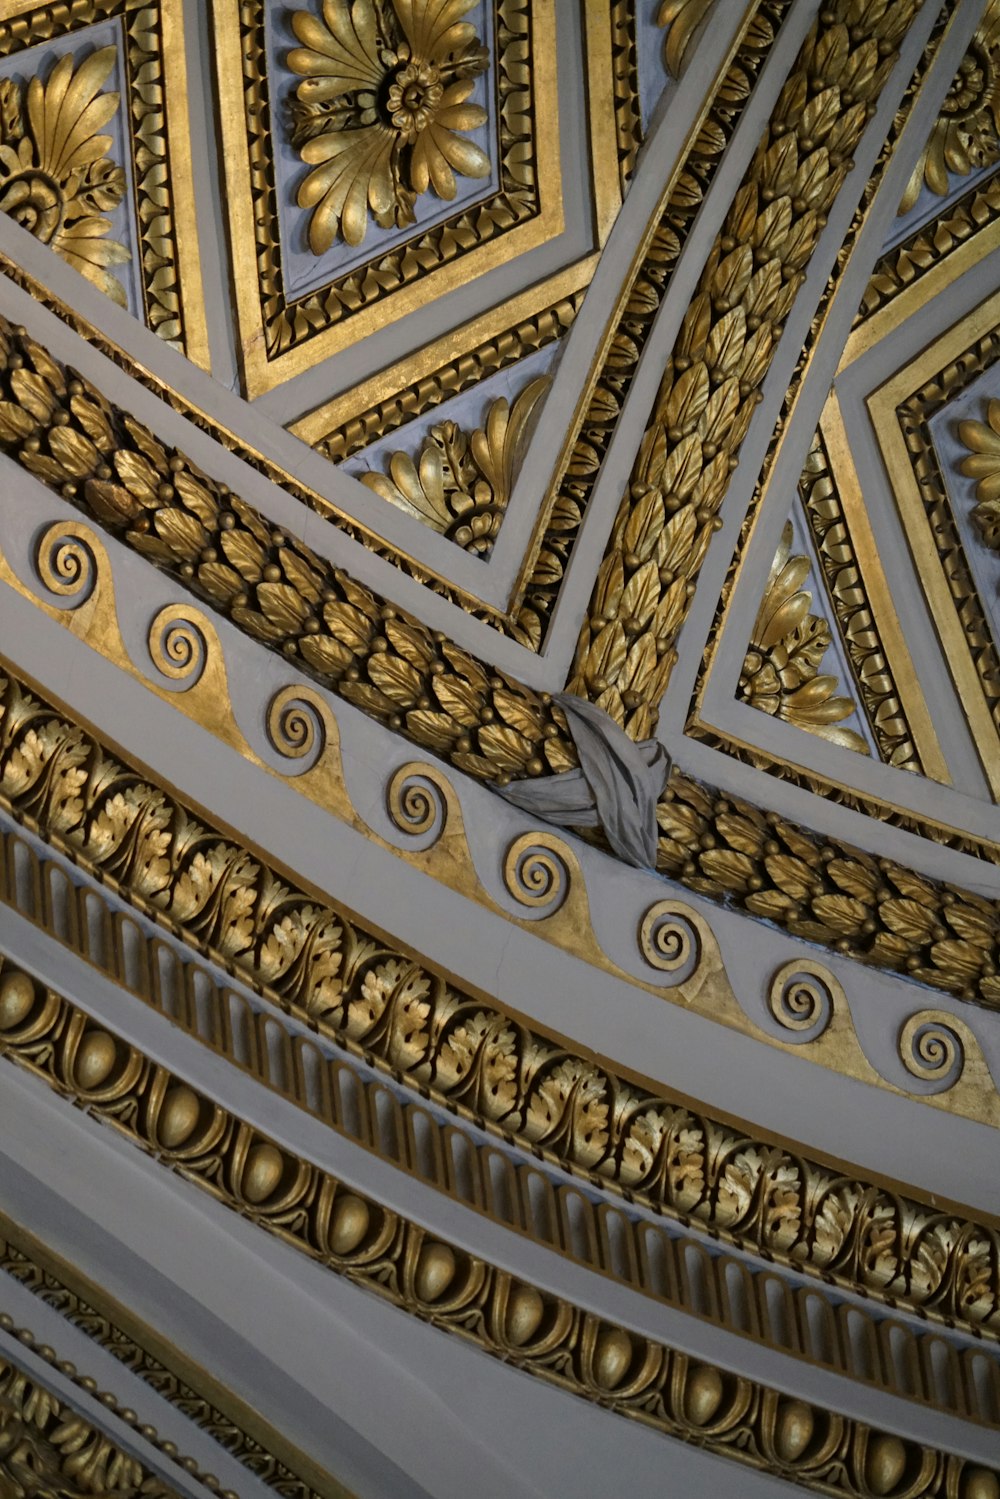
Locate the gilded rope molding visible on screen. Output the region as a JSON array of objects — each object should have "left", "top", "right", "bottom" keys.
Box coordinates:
[
  {"left": 0, "top": 1218, "right": 347, "bottom": 1499},
  {"left": 0, "top": 959, "right": 996, "bottom": 1499},
  {"left": 2, "top": 663, "right": 1000, "bottom": 1346},
  {"left": 4, "top": 818, "right": 996, "bottom": 1427}
]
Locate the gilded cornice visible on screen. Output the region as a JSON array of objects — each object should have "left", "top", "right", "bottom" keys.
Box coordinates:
[
  {"left": 3, "top": 816, "right": 998, "bottom": 1428},
  {"left": 0, "top": 0, "right": 207, "bottom": 366},
  {"left": 0, "top": 1217, "right": 348, "bottom": 1499},
  {"left": 8, "top": 524, "right": 1000, "bottom": 1131},
  {"left": 3, "top": 662, "right": 1000, "bottom": 1346},
  {"left": 0, "top": 957, "right": 996, "bottom": 1499}
]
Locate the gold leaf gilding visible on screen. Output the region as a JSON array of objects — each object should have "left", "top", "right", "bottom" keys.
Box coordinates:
[{"left": 0, "top": 47, "right": 130, "bottom": 306}]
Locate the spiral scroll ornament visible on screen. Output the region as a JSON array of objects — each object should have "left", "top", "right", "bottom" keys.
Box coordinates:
[
  {"left": 265, "top": 685, "right": 326, "bottom": 771},
  {"left": 35, "top": 525, "right": 97, "bottom": 607},
  {"left": 899, "top": 1014, "right": 965, "bottom": 1093},
  {"left": 148, "top": 606, "right": 207, "bottom": 689},
  {"left": 386, "top": 764, "right": 448, "bottom": 845},
  {"left": 767, "top": 962, "right": 835, "bottom": 1044},
  {"left": 503, "top": 834, "right": 569, "bottom": 915},
  {"left": 639, "top": 902, "right": 700, "bottom": 983}
]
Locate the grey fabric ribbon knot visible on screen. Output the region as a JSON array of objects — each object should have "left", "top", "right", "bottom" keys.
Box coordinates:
[{"left": 496, "top": 694, "right": 670, "bottom": 870}]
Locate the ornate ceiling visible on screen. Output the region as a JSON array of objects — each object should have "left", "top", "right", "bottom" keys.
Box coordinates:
[{"left": 1, "top": 2, "right": 1000, "bottom": 1497}]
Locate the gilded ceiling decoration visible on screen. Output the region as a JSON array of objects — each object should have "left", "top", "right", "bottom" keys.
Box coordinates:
[
  {"left": 358, "top": 375, "right": 547, "bottom": 552},
  {"left": 0, "top": 1, "right": 205, "bottom": 364},
  {"left": 3, "top": 0, "right": 1000, "bottom": 1491},
  {"left": 0, "top": 1216, "right": 345, "bottom": 1499},
  {"left": 797, "top": 428, "right": 923, "bottom": 772},
  {"left": 5, "top": 300, "right": 1000, "bottom": 1011},
  {"left": 287, "top": 0, "right": 492, "bottom": 254},
  {"left": 959, "top": 395, "right": 1000, "bottom": 544},
  {"left": 898, "top": 0, "right": 1000, "bottom": 212},
  {"left": 1, "top": 954, "right": 998, "bottom": 1499},
  {"left": 0, "top": 47, "right": 129, "bottom": 306},
  {"left": 738, "top": 522, "right": 868, "bottom": 753},
  {"left": 0, "top": 1352, "right": 180, "bottom": 1499},
  {"left": 214, "top": 0, "right": 565, "bottom": 394},
  {"left": 4, "top": 655, "right": 1000, "bottom": 1343}
]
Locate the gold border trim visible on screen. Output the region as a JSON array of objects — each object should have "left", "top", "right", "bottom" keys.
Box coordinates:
[
  {"left": 214, "top": 0, "right": 564, "bottom": 398},
  {"left": 0, "top": 955, "right": 994, "bottom": 1498}
]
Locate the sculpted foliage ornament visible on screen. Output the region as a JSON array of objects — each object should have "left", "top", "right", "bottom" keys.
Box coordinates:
[
  {"left": 898, "top": 0, "right": 1000, "bottom": 214},
  {"left": 739, "top": 523, "right": 868, "bottom": 753},
  {"left": 0, "top": 48, "right": 129, "bottom": 306},
  {"left": 568, "top": 0, "right": 916, "bottom": 731},
  {"left": 288, "top": 0, "right": 491, "bottom": 253},
  {"left": 359, "top": 377, "right": 546, "bottom": 553},
  {"left": 959, "top": 396, "right": 1000, "bottom": 550}
]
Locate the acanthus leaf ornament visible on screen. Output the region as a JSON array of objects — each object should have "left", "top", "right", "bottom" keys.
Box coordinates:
[
  {"left": 0, "top": 47, "right": 130, "bottom": 306},
  {"left": 958, "top": 396, "right": 1000, "bottom": 550},
  {"left": 288, "top": 0, "right": 491, "bottom": 254},
  {"left": 360, "top": 376, "right": 548, "bottom": 553},
  {"left": 739, "top": 523, "right": 868, "bottom": 753},
  {"left": 898, "top": 0, "right": 1000, "bottom": 214}
]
